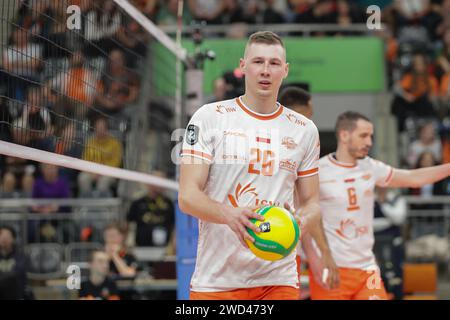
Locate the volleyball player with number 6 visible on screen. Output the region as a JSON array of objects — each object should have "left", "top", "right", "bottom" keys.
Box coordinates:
[{"left": 305, "top": 111, "right": 450, "bottom": 300}]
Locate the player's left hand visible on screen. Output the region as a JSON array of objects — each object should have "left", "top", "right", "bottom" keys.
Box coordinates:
[{"left": 321, "top": 252, "right": 340, "bottom": 290}]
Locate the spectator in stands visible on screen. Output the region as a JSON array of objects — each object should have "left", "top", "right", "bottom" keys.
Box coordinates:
[
  {"left": 222, "top": 0, "right": 260, "bottom": 24},
  {"left": 131, "top": 0, "right": 158, "bottom": 20},
  {"left": 1, "top": 28, "right": 42, "bottom": 101},
  {"left": 0, "top": 157, "right": 35, "bottom": 199},
  {"left": 436, "top": 0, "right": 450, "bottom": 39},
  {"left": 436, "top": 28, "right": 450, "bottom": 80},
  {"left": 406, "top": 122, "right": 442, "bottom": 168},
  {"left": 95, "top": 50, "right": 139, "bottom": 113},
  {"left": 42, "top": 0, "right": 73, "bottom": 60},
  {"left": 436, "top": 28, "right": 450, "bottom": 113},
  {"left": 392, "top": 0, "right": 441, "bottom": 42},
  {"left": 391, "top": 53, "right": 439, "bottom": 131},
  {"left": 12, "top": 86, "right": 52, "bottom": 146},
  {"left": 261, "top": 0, "right": 285, "bottom": 24},
  {"left": 16, "top": 0, "right": 51, "bottom": 40},
  {"left": 79, "top": 250, "right": 119, "bottom": 300},
  {"left": 335, "top": 0, "right": 365, "bottom": 27},
  {"left": 83, "top": 0, "right": 122, "bottom": 57},
  {"left": 103, "top": 223, "right": 137, "bottom": 278},
  {"left": 373, "top": 188, "right": 406, "bottom": 300},
  {"left": 0, "top": 172, "right": 21, "bottom": 199},
  {"left": 0, "top": 225, "right": 28, "bottom": 300},
  {"left": 205, "top": 77, "right": 227, "bottom": 103},
  {"left": 47, "top": 51, "right": 96, "bottom": 108},
  {"left": 30, "top": 163, "right": 71, "bottom": 242},
  {"left": 295, "top": 0, "right": 337, "bottom": 25},
  {"left": 78, "top": 117, "right": 122, "bottom": 197},
  {"left": 32, "top": 163, "right": 71, "bottom": 203},
  {"left": 156, "top": 0, "right": 193, "bottom": 26},
  {"left": 279, "top": 86, "right": 313, "bottom": 119},
  {"left": 127, "top": 171, "right": 175, "bottom": 247},
  {"left": 115, "top": 20, "right": 148, "bottom": 68},
  {"left": 408, "top": 151, "right": 447, "bottom": 210},
  {"left": 188, "top": 0, "right": 225, "bottom": 25}
]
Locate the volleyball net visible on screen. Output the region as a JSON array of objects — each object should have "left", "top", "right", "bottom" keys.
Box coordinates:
[{"left": 0, "top": 0, "right": 187, "bottom": 191}]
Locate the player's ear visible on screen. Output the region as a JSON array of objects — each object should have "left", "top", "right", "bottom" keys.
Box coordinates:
[
  {"left": 284, "top": 62, "right": 289, "bottom": 79},
  {"left": 340, "top": 130, "right": 350, "bottom": 143},
  {"left": 239, "top": 58, "right": 245, "bottom": 73}
]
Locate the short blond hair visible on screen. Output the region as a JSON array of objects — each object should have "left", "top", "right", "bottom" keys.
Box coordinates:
[{"left": 244, "top": 31, "right": 285, "bottom": 57}]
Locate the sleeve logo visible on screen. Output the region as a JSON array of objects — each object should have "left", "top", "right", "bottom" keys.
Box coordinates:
[{"left": 186, "top": 124, "right": 199, "bottom": 145}]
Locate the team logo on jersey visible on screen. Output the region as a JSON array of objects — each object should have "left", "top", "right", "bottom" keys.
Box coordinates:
[
  {"left": 281, "top": 137, "right": 297, "bottom": 150},
  {"left": 216, "top": 105, "right": 237, "bottom": 114},
  {"left": 335, "top": 219, "right": 369, "bottom": 240},
  {"left": 186, "top": 124, "right": 199, "bottom": 145},
  {"left": 286, "top": 114, "right": 306, "bottom": 126},
  {"left": 228, "top": 182, "right": 258, "bottom": 207},
  {"left": 279, "top": 159, "right": 297, "bottom": 173},
  {"left": 361, "top": 173, "right": 372, "bottom": 181}
]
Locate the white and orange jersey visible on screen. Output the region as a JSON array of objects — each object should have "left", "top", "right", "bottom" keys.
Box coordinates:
[
  {"left": 317, "top": 154, "right": 394, "bottom": 270},
  {"left": 181, "top": 96, "right": 320, "bottom": 292}
]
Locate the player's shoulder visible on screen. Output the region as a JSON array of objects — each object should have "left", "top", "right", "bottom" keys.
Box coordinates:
[
  {"left": 359, "top": 156, "right": 390, "bottom": 168},
  {"left": 281, "top": 107, "right": 318, "bottom": 133},
  {"left": 319, "top": 154, "right": 332, "bottom": 167},
  {"left": 191, "top": 98, "right": 238, "bottom": 119},
  {"left": 359, "top": 156, "right": 382, "bottom": 167}
]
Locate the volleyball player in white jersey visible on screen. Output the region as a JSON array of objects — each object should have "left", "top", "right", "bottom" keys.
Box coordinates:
[
  {"left": 305, "top": 111, "right": 450, "bottom": 300},
  {"left": 179, "top": 31, "right": 325, "bottom": 300}
]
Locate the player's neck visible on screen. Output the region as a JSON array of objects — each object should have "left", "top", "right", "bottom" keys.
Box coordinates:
[
  {"left": 335, "top": 147, "right": 357, "bottom": 165},
  {"left": 241, "top": 92, "right": 278, "bottom": 114}
]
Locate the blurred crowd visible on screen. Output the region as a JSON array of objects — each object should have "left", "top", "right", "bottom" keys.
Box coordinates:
[{"left": 0, "top": 0, "right": 149, "bottom": 199}]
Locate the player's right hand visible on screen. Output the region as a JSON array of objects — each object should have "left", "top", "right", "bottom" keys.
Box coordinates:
[{"left": 222, "top": 206, "right": 265, "bottom": 248}]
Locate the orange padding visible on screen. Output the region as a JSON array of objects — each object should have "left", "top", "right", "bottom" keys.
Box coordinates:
[{"left": 403, "top": 263, "right": 437, "bottom": 294}]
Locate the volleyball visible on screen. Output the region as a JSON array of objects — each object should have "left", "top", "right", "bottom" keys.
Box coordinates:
[{"left": 246, "top": 206, "right": 300, "bottom": 261}]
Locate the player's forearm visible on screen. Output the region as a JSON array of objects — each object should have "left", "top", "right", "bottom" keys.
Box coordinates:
[
  {"left": 301, "top": 232, "right": 320, "bottom": 260},
  {"left": 391, "top": 164, "right": 450, "bottom": 188},
  {"left": 178, "top": 187, "right": 228, "bottom": 224},
  {"left": 297, "top": 201, "right": 321, "bottom": 235},
  {"left": 306, "top": 216, "right": 332, "bottom": 256}
]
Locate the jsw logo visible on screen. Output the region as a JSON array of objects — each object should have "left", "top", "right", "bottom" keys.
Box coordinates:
[{"left": 254, "top": 199, "right": 281, "bottom": 207}]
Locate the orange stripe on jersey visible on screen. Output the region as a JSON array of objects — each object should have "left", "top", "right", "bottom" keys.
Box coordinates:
[
  {"left": 181, "top": 149, "right": 213, "bottom": 161},
  {"left": 236, "top": 97, "right": 284, "bottom": 120},
  {"left": 347, "top": 206, "right": 361, "bottom": 212},
  {"left": 256, "top": 137, "right": 271, "bottom": 144},
  {"left": 344, "top": 178, "right": 355, "bottom": 183},
  {"left": 327, "top": 154, "right": 356, "bottom": 168},
  {"left": 297, "top": 167, "right": 319, "bottom": 177}
]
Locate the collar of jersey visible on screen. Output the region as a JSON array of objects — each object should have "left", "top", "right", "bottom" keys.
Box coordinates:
[
  {"left": 236, "top": 96, "right": 283, "bottom": 120},
  {"left": 327, "top": 153, "right": 357, "bottom": 168}
]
